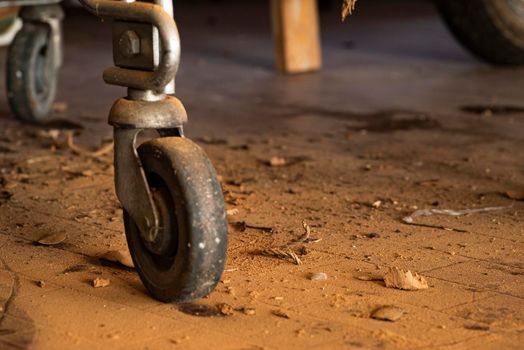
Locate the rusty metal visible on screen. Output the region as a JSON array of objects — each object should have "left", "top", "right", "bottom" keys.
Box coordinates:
[
  {"left": 77, "top": 0, "right": 185, "bottom": 243},
  {"left": 78, "top": 0, "right": 180, "bottom": 92},
  {"left": 109, "top": 95, "right": 187, "bottom": 129}
]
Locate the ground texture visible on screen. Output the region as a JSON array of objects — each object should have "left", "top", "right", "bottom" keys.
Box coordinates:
[{"left": 0, "top": 1, "right": 523, "bottom": 349}]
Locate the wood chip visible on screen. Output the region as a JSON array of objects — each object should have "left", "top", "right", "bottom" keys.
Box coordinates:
[
  {"left": 342, "top": 0, "right": 358, "bottom": 21},
  {"left": 99, "top": 250, "right": 135, "bottom": 268},
  {"left": 239, "top": 307, "right": 256, "bottom": 316},
  {"left": 216, "top": 303, "right": 234, "bottom": 316},
  {"left": 383, "top": 267, "right": 428, "bottom": 291},
  {"left": 272, "top": 310, "right": 291, "bottom": 319},
  {"left": 269, "top": 157, "right": 287, "bottom": 167},
  {"left": 36, "top": 231, "right": 67, "bottom": 246},
  {"left": 92, "top": 278, "right": 111, "bottom": 288},
  {"left": 309, "top": 272, "right": 328, "bottom": 281},
  {"left": 506, "top": 191, "right": 524, "bottom": 201},
  {"left": 371, "top": 306, "right": 404, "bottom": 322}
]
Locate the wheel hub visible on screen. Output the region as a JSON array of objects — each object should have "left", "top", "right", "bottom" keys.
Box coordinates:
[{"left": 143, "top": 186, "right": 178, "bottom": 257}]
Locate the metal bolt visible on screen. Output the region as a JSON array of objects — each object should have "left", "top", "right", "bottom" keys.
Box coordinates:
[{"left": 119, "top": 30, "right": 141, "bottom": 58}]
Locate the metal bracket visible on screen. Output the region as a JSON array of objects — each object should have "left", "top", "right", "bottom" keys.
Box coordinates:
[
  {"left": 113, "top": 128, "right": 160, "bottom": 242},
  {"left": 79, "top": 0, "right": 184, "bottom": 242},
  {"left": 110, "top": 96, "right": 186, "bottom": 242},
  {"left": 79, "top": 0, "right": 180, "bottom": 93}
]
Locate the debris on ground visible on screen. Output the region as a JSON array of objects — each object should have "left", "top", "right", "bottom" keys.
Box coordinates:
[
  {"left": 355, "top": 274, "right": 383, "bottom": 282},
  {"left": 237, "top": 307, "right": 256, "bottom": 316},
  {"left": 309, "top": 272, "right": 328, "bottom": 281},
  {"left": 216, "top": 303, "right": 234, "bottom": 316},
  {"left": 65, "top": 131, "right": 114, "bottom": 158},
  {"left": 292, "top": 221, "right": 322, "bottom": 244},
  {"left": 372, "top": 200, "right": 382, "bottom": 209},
  {"left": 268, "top": 157, "right": 287, "bottom": 167},
  {"left": 232, "top": 221, "right": 273, "bottom": 233},
  {"left": 342, "top": 0, "right": 358, "bottom": 21},
  {"left": 265, "top": 156, "right": 312, "bottom": 167},
  {"left": 505, "top": 191, "right": 524, "bottom": 201},
  {"left": 36, "top": 280, "right": 46, "bottom": 288},
  {"left": 226, "top": 208, "right": 239, "bottom": 216},
  {"left": 402, "top": 206, "right": 506, "bottom": 232},
  {"left": 99, "top": 250, "right": 135, "bottom": 268},
  {"left": 259, "top": 248, "right": 302, "bottom": 265},
  {"left": 272, "top": 310, "right": 291, "bottom": 319},
  {"left": 36, "top": 231, "right": 67, "bottom": 246},
  {"left": 92, "top": 278, "right": 111, "bottom": 288},
  {"left": 383, "top": 267, "right": 428, "bottom": 291},
  {"left": 464, "top": 323, "right": 490, "bottom": 331},
  {"left": 403, "top": 206, "right": 506, "bottom": 224},
  {"left": 371, "top": 306, "right": 405, "bottom": 322}
]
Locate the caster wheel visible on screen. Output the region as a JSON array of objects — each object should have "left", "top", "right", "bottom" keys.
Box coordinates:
[
  {"left": 124, "top": 137, "right": 228, "bottom": 303},
  {"left": 437, "top": 0, "right": 524, "bottom": 65},
  {"left": 6, "top": 22, "right": 58, "bottom": 122}
]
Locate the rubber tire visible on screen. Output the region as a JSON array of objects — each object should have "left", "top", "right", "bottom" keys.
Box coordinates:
[
  {"left": 124, "top": 137, "right": 228, "bottom": 303},
  {"left": 6, "top": 22, "right": 58, "bottom": 122},
  {"left": 436, "top": 0, "right": 524, "bottom": 65}
]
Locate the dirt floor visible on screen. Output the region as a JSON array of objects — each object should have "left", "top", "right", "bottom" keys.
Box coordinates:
[{"left": 1, "top": 1, "right": 524, "bottom": 349}]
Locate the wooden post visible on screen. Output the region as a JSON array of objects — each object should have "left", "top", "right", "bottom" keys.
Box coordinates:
[{"left": 270, "top": 0, "right": 322, "bottom": 74}]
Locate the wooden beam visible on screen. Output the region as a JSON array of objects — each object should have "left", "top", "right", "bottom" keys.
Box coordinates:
[{"left": 270, "top": 0, "right": 322, "bottom": 74}]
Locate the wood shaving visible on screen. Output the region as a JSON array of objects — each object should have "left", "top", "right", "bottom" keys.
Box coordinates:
[
  {"left": 65, "top": 131, "right": 114, "bottom": 158},
  {"left": 92, "top": 278, "right": 111, "bottom": 288},
  {"left": 342, "top": 0, "right": 358, "bottom": 21},
  {"left": 371, "top": 305, "right": 404, "bottom": 322},
  {"left": 99, "top": 250, "right": 135, "bottom": 268},
  {"left": 36, "top": 231, "right": 67, "bottom": 246},
  {"left": 260, "top": 248, "right": 302, "bottom": 265},
  {"left": 383, "top": 267, "right": 428, "bottom": 291},
  {"left": 272, "top": 309, "right": 291, "bottom": 319}
]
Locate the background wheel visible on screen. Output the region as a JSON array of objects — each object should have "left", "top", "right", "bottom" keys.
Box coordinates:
[
  {"left": 124, "top": 137, "right": 228, "bottom": 303},
  {"left": 436, "top": 0, "right": 524, "bottom": 66},
  {"left": 6, "top": 22, "right": 58, "bottom": 122},
  {"left": 436, "top": 0, "right": 524, "bottom": 65}
]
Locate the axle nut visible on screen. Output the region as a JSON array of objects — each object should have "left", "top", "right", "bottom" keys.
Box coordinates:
[{"left": 119, "top": 30, "right": 141, "bottom": 58}]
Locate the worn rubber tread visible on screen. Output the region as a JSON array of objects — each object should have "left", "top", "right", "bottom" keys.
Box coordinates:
[
  {"left": 124, "top": 137, "right": 228, "bottom": 303},
  {"left": 436, "top": 0, "right": 524, "bottom": 65},
  {"left": 6, "top": 22, "right": 57, "bottom": 122}
]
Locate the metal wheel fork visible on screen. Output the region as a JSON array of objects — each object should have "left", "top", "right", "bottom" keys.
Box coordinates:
[{"left": 79, "top": 0, "right": 186, "bottom": 243}]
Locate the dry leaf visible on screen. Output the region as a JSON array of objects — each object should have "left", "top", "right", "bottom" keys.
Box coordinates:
[
  {"left": 93, "top": 278, "right": 110, "bottom": 288},
  {"left": 99, "top": 250, "right": 135, "bottom": 268},
  {"left": 383, "top": 267, "right": 428, "bottom": 291},
  {"left": 371, "top": 306, "right": 404, "bottom": 322},
  {"left": 36, "top": 231, "right": 67, "bottom": 246},
  {"left": 506, "top": 191, "right": 524, "bottom": 201}
]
